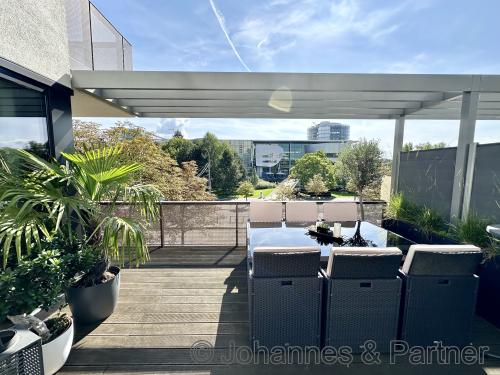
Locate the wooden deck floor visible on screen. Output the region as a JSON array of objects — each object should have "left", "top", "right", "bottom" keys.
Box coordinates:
[{"left": 59, "top": 247, "right": 500, "bottom": 375}]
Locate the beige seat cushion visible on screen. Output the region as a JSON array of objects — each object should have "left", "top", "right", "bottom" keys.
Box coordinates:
[
  {"left": 402, "top": 244, "right": 482, "bottom": 276},
  {"left": 326, "top": 247, "right": 402, "bottom": 279},
  {"left": 285, "top": 201, "right": 319, "bottom": 222},
  {"left": 323, "top": 202, "right": 358, "bottom": 222},
  {"left": 250, "top": 201, "right": 283, "bottom": 223}
]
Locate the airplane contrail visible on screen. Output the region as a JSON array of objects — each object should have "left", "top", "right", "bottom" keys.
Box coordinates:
[{"left": 208, "top": 0, "right": 251, "bottom": 72}]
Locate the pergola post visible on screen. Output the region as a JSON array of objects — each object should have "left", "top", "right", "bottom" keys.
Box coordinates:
[
  {"left": 391, "top": 116, "right": 405, "bottom": 195},
  {"left": 450, "top": 91, "right": 479, "bottom": 219}
]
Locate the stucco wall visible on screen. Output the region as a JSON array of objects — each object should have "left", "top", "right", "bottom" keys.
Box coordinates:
[{"left": 0, "top": 0, "right": 71, "bottom": 86}]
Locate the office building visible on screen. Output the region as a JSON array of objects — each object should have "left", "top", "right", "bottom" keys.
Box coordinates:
[{"left": 307, "top": 122, "right": 350, "bottom": 141}]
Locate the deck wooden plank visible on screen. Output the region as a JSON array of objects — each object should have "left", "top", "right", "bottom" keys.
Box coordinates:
[
  {"left": 62, "top": 246, "right": 500, "bottom": 375},
  {"left": 86, "top": 322, "right": 248, "bottom": 335},
  {"left": 114, "top": 303, "right": 247, "bottom": 313}
]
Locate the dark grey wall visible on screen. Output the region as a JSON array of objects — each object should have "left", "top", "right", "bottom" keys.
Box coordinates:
[
  {"left": 398, "top": 144, "right": 500, "bottom": 222},
  {"left": 470, "top": 143, "right": 500, "bottom": 222},
  {"left": 398, "top": 148, "right": 457, "bottom": 220}
]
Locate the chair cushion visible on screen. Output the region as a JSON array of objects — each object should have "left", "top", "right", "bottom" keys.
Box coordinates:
[
  {"left": 285, "top": 201, "right": 319, "bottom": 223},
  {"left": 326, "top": 247, "right": 402, "bottom": 279},
  {"left": 402, "top": 245, "right": 482, "bottom": 276},
  {"left": 253, "top": 246, "right": 320, "bottom": 277},
  {"left": 250, "top": 202, "right": 283, "bottom": 223}
]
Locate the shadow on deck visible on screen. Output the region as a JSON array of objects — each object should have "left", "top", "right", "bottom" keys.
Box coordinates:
[{"left": 60, "top": 247, "right": 500, "bottom": 375}]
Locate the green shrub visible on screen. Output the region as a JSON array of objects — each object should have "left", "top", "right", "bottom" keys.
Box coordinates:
[
  {"left": 385, "top": 193, "right": 419, "bottom": 222},
  {"left": 414, "top": 206, "right": 447, "bottom": 238},
  {"left": 255, "top": 179, "right": 276, "bottom": 190},
  {"left": 449, "top": 214, "right": 499, "bottom": 257},
  {"left": 0, "top": 249, "right": 66, "bottom": 320}
]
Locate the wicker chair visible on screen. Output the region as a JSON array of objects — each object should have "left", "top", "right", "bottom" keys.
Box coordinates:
[
  {"left": 323, "top": 202, "right": 358, "bottom": 222},
  {"left": 322, "top": 247, "right": 403, "bottom": 352},
  {"left": 248, "top": 246, "right": 323, "bottom": 348},
  {"left": 249, "top": 201, "right": 283, "bottom": 223},
  {"left": 399, "top": 244, "right": 482, "bottom": 347},
  {"left": 285, "top": 201, "right": 319, "bottom": 223}
]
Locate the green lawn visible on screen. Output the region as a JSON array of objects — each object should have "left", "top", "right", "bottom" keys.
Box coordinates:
[{"left": 238, "top": 188, "right": 274, "bottom": 199}]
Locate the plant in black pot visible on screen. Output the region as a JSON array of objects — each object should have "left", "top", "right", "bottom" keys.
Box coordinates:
[
  {"left": 0, "top": 248, "right": 74, "bottom": 375},
  {"left": 0, "top": 146, "right": 162, "bottom": 324}
]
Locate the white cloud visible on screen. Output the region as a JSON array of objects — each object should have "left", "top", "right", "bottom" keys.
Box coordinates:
[
  {"left": 156, "top": 118, "right": 190, "bottom": 138},
  {"left": 234, "top": 0, "right": 424, "bottom": 67}
]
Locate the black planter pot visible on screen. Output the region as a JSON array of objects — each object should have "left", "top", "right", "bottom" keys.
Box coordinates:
[
  {"left": 382, "top": 219, "right": 457, "bottom": 245},
  {"left": 66, "top": 266, "right": 120, "bottom": 324},
  {"left": 477, "top": 256, "right": 500, "bottom": 328}
]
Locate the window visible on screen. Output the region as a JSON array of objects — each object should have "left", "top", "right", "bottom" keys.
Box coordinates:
[{"left": 0, "top": 77, "right": 50, "bottom": 161}]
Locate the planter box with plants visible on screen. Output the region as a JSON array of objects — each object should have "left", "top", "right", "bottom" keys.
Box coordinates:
[{"left": 0, "top": 145, "right": 162, "bottom": 372}]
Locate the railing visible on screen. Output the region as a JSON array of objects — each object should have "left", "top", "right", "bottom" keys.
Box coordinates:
[{"left": 109, "top": 201, "right": 386, "bottom": 248}]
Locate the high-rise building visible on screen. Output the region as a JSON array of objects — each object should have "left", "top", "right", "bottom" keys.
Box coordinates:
[{"left": 307, "top": 122, "right": 350, "bottom": 141}]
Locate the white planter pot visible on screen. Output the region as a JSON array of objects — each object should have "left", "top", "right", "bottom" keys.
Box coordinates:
[{"left": 41, "top": 318, "right": 74, "bottom": 375}]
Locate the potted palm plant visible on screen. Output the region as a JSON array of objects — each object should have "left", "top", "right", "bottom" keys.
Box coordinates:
[{"left": 0, "top": 145, "right": 162, "bottom": 323}]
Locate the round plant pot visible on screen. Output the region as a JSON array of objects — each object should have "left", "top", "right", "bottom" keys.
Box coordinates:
[
  {"left": 66, "top": 266, "right": 121, "bottom": 324},
  {"left": 42, "top": 318, "right": 74, "bottom": 375}
]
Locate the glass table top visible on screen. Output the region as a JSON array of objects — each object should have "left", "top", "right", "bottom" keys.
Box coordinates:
[{"left": 247, "top": 221, "right": 415, "bottom": 261}]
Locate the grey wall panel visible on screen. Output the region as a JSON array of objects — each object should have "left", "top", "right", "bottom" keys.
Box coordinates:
[
  {"left": 398, "top": 148, "right": 457, "bottom": 219},
  {"left": 469, "top": 143, "right": 500, "bottom": 222},
  {"left": 0, "top": 0, "right": 71, "bottom": 86}
]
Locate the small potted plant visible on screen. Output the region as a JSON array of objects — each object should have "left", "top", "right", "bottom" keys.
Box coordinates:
[
  {"left": 1, "top": 249, "right": 74, "bottom": 375},
  {"left": 316, "top": 221, "right": 332, "bottom": 234}
]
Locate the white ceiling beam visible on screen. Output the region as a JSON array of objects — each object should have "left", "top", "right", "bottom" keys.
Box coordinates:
[{"left": 72, "top": 71, "right": 478, "bottom": 92}]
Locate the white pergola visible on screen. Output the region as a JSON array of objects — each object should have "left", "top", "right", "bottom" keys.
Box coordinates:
[{"left": 70, "top": 71, "right": 500, "bottom": 219}]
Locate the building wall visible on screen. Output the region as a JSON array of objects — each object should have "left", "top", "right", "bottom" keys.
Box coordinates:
[
  {"left": 0, "top": 0, "right": 71, "bottom": 86},
  {"left": 398, "top": 144, "right": 500, "bottom": 222},
  {"left": 307, "top": 122, "right": 350, "bottom": 141}
]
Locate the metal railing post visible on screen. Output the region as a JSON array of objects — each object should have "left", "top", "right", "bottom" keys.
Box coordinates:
[
  {"left": 235, "top": 202, "right": 239, "bottom": 247},
  {"left": 159, "top": 202, "right": 164, "bottom": 248}
]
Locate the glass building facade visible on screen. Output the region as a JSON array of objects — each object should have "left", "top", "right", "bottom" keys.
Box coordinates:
[
  {"left": 225, "top": 140, "right": 349, "bottom": 182},
  {"left": 307, "top": 122, "right": 350, "bottom": 141}
]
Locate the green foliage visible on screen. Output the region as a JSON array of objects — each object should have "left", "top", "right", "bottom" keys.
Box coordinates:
[
  {"left": 249, "top": 169, "right": 259, "bottom": 186},
  {"left": 450, "top": 214, "right": 499, "bottom": 257},
  {"left": 402, "top": 142, "right": 448, "bottom": 152},
  {"left": 0, "top": 145, "right": 162, "bottom": 269},
  {"left": 289, "top": 151, "right": 336, "bottom": 189},
  {"left": 255, "top": 179, "right": 276, "bottom": 190},
  {"left": 335, "top": 139, "right": 383, "bottom": 219},
  {"left": 74, "top": 121, "right": 212, "bottom": 201},
  {"left": 385, "top": 193, "right": 420, "bottom": 222},
  {"left": 162, "top": 136, "right": 195, "bottom": 164},
  {"left": 273, "top": 181, "right": 296, "bottom": 201},
  {"left": 305, "top": 174, "right": 328, "bottom": 197},
  {"left": 0, "top": 249, "right": 66, "bottom": 320},
  {"left": 236, "top": 181, "right": 255, "bottom": 200},
  {"left": 414, "top": 206, "right": 447, "bottom": 237},
  {"left": 213, "top": 147, "right": 245, "bottom": 196}
]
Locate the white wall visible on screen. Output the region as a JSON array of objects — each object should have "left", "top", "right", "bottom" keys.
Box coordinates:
[{"left": 0, "top": 0, "right": 71, "bottom": 86}]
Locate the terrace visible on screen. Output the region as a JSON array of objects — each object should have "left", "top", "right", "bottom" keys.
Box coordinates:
[{"left": 50, "top": 200, "right": 500, "bottom": 375}]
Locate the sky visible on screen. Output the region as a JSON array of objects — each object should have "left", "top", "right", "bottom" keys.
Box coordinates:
[{"left": 85, "top": 0, "right": 500, "bottom": 154}]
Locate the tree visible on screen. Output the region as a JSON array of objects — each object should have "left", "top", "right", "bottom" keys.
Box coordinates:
[
  {"left": 305, "top": 174, "right": 328, "bottom": 197},
  {"left": 213, "top": 147, "right": 244, "bottom": 196},
  {"left": 273, "top": 181, "right": 296, "bottom": 201},
  {"left": 72, "top": 120, "right": 213, "bottom": 201},
  {"left": 236, "top": 181, "right": 255, "bottom": 200},
  {"left": 289, "top": 151, "right": 336, "bottom": 189},
  {"left": 335, "top": 139, "right": 383, "bottom": 220},
  {"left": 162, "top": 136, "right": 195, "bottom": 164}
]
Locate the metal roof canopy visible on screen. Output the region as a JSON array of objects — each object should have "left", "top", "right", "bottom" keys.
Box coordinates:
[{"left": 71, "top": 70, "right": 500, "bottom": 120}]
